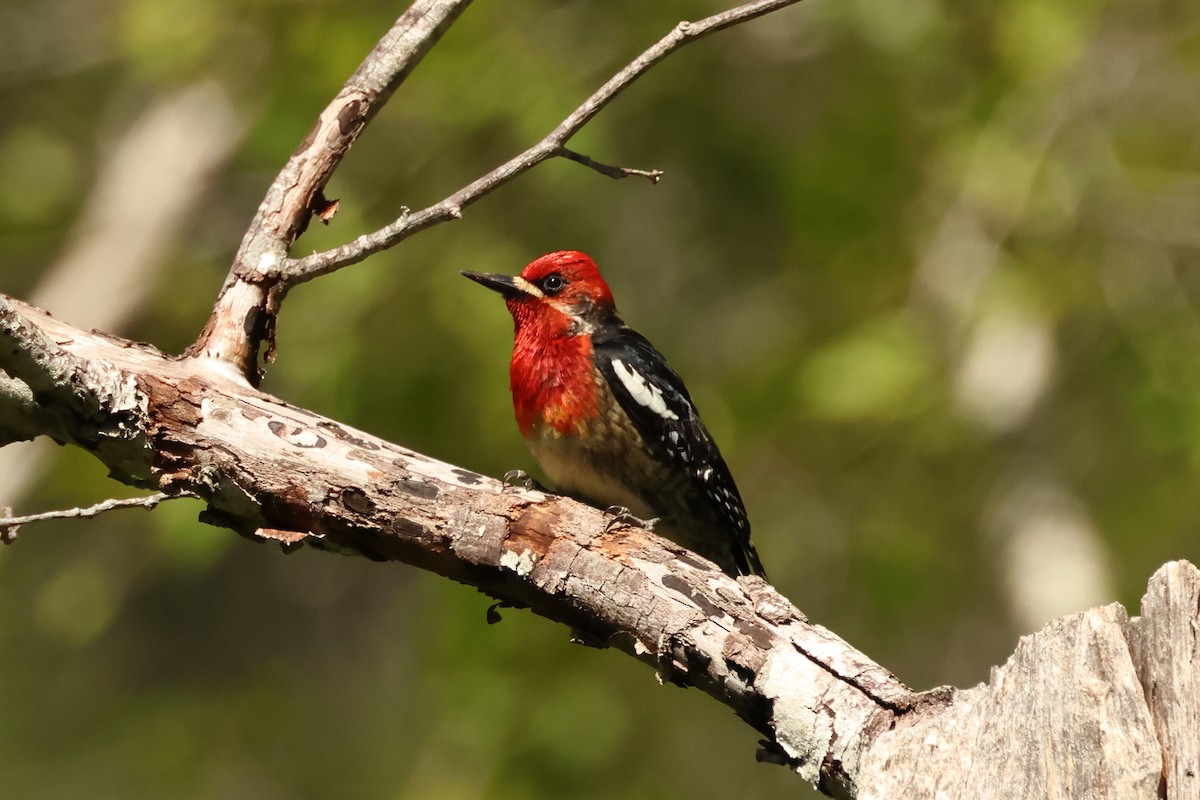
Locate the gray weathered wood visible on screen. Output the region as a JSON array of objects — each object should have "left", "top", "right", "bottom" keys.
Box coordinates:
[
  {"left": 1130, "top": 561, "right": 1200, "bottom": 799},
  {"left": 858, "top": 603, "right": 1162, "bottom": 799}
]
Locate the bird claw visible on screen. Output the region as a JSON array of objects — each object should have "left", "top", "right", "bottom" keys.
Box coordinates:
[
  {"left": 502, "top": 469, "right": 546, "bottom": 492},
  {"left": 604, "top": 505, "right": 659, "bottom": 532}
]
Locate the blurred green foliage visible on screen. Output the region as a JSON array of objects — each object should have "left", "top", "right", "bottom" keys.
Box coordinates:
[{"left": 1, "top": 0, "right": 1199, "bottom": 797}]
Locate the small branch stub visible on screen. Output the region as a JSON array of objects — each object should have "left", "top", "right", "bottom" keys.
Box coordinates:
[{"left": 558, "top": 147, "right": 664, "bottom": 183}]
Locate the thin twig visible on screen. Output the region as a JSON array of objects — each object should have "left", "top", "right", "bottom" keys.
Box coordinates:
[
  {"left": 282, "top": 0, "right": 804, "bottom": 285},
  {"left": 0, "top": 491, "right": 196, "bottom": 543},
  {"left": 558, "top": 147, "right": 663, "bottom": 182}
]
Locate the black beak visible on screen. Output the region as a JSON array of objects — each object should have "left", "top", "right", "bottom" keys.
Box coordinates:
[{"left": 461, "top": 270, "right": 524, "bottom": 299}]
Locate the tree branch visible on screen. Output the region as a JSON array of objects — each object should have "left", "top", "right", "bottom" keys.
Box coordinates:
[
  {"left": 4, "top": 294, "right": 1196, "bottom": 798},
  {"left": 0, "top": 370, "right": 45, "bottom": 445},
  {"left": 557, "top": 147, "right": 665, "bottom": 182},
  {"left": 0, "top": 297, "right": 152, "bottom": 483},
  {"left": 3, "top": 292, "right": 912, "bottom": 795},
  {"left": 281, "top": 0, "right": 802, "bottom": 286},
  {"left": 185, "top": 0, "right": 804, "bottom": 386},
  {"left": 0, "top": 491, "right": 191, "bottom": 543},
  {"left": 186, "top": 0, "right": 474, "bottom": 380},
  {"left": 0, "top": 294, "right": 89, "bottom": 397}
]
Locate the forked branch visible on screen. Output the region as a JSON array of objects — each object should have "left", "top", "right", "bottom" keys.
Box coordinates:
[
  {"left": 186, "top": 0, "right": 474, "bottom": 378},
  {"left": 281, "top": 0, "right": 802, "bottom": 285},
  {"left": 186, "top": 0, "right": 804, "bottom": 384}
]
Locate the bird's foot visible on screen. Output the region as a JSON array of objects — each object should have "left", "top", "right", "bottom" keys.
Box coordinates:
[
  {"left": 502, "top": 469, "right": 547, "bottom": 492},
  {"left": 604, "top": 505, "right": 659, "bottom": 532}
]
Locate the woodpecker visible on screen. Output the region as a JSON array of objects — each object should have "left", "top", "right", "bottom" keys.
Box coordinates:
[{"left": 463, "top": 250, "right": 765, "bottom": 578}]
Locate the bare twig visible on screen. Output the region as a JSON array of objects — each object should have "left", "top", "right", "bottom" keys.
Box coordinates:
[
  {"left": 0, "top": 491, "right": 195, "bottom": 543},
  {"left": 557, "top": 147, "right": 664, "bottom": 182},
  {"left": 283, "top": 0, "right": 803, "bottom": 285}
]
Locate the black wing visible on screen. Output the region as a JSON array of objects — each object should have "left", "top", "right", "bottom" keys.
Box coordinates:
[{"left": 592, "top": 325, "right": 765, "bottom": 577}]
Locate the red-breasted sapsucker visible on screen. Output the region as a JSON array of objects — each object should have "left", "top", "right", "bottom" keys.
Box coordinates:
[{"left": 463, "top": 250, "right": 765, "bottom": 578}]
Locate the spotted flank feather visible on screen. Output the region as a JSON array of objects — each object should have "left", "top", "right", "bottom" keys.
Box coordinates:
[{"left": 592, "top": 327, "right": 764, "bottom": 577}]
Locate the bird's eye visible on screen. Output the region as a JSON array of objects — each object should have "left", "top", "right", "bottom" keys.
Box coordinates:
[{"left": 540, "top": 273, "right": 566, "bottom": 294}]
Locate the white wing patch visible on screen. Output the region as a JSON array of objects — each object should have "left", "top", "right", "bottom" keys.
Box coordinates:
[{"left": 611, "top": 358, "right": 679, "bottom": 421}]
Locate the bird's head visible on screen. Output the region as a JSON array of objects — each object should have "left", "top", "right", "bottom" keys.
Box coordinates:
[{"left": 463, "top": 250, "right": 618, "bottom": 336}]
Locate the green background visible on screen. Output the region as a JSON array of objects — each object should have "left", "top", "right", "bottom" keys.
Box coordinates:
[{"left": 1, "top": 0, "right": 1199, "bottom": 797}]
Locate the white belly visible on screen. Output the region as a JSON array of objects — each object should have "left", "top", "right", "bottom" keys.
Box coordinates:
[{"left": 526, "top": 424, "right": 654, "bottom": 519}]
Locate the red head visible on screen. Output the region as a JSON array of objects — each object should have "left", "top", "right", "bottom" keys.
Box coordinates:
[
  {"left": 463, "top": 250, "right": 617, "bottom": 336},
  {"left": 463, "top": 251, "right": 622, "bottom": 435}
]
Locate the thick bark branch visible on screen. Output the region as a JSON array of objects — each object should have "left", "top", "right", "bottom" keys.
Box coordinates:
[
  {"left": 1, "top": 294, "right": 915, "bottom": 796},
  {"left": 3, "top": 295, "right": 1197, "bottom": 799}
]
